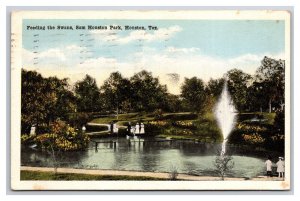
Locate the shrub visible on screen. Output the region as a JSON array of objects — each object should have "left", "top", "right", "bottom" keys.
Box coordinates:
[
  {"left": 21, "top": 134, "right": 34, "bottom": 145},
  {"left": 169, "top": 165, "right": 179, "bottom": 180},
  {"left": 242, "top": 133, "right": 265, "bottom": 144},
  {"left": 172, "top": 121, "right": 197, "bottom": 129},
  {"left": 85, "top": 125, "right": 108, "bottom": 132},
  {"left": 274, "top": 110, "right": 284, "bottom": 134},
  {"left": 153, "top": 109, "right": 164, "bottom": 120},
  {"left": 34, "top": 120, "right": 90, "bottom": 151},
  {"left": 163, "top": 113, "right": 198, "bottom": 121},
  {"left": 214, "top": 154, "right": 234, "bottom": 180},
  {"left": 67, "top": 112, "right": 92, "bottom": 128}
]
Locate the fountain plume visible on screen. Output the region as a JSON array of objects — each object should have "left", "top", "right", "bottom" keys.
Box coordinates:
[{"left": 214, "top": 82, "right": 237, "bottom": 155}]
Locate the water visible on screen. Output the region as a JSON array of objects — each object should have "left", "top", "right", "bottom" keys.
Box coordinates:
[
  {"left": 21, "top": 137, "right": 267, "bottom": 178},
  {"left": 214, "top": 82, "right": 237, "bottom": 155}
]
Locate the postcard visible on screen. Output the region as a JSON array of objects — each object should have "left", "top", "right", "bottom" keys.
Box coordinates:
[{"left": 11, "top": 10, "right": 291, "bottom": 190}]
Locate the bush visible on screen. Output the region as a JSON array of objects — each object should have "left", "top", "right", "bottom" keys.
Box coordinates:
[
  {"left": 67, "top": 112, "right": 92, "bottom": 128},
  {"left": 274, "top": 110, "right": 284, "bottom": 134},
  {"left": 172, "top": 121, "right": 197, "bottom": 130},
  {"left": 145, "top": 121, "right": 166, "bottom": 135},
  {"left": 34, "top": 120, "right": 90, "bottom": 151},
  {"left": 237, "top": 113, "right": 259, "bottom": 122},
  {"left": 21, "top": 134, "right": 35, "bottom": 145},
  {"left": 163, "top": 113, "right": 198, "bottom": 121},
  {"left": 85, "top": 125, "right": 108, "bottom": 132},
  {"left": 214, "top": 154, "right": 234, "bottom": 180},
  {"left": 169, "top": 165, "right": 179, "bottom": 180},
  {"left": 153, "top": 109, "right": 163, "bottom": 120}
]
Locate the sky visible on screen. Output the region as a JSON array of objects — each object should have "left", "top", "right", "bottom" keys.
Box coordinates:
[{"left": 22, "top": 19, "right": 285, "bottom": 94}]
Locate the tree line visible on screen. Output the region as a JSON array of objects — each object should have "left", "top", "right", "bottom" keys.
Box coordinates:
[{"left": 21, "top": 56, "right": 285, "bottom": 133}]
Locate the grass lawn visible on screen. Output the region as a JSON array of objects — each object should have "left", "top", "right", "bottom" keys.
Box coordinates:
[
  {"left": 21, "top": 170, "right": 166, "bottom": 181},
  {"left": 90, "top": 112, "right": 194, "bottom": 125},
  {"left": 88, "top": 111, "right": 277, "bottom": 144}
]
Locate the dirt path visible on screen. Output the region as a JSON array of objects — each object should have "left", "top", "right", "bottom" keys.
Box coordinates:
[{"left": 20, "top": 166, "right": 284, "bottom": 181}]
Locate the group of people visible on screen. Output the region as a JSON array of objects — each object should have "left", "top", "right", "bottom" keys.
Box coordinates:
[
  {"left": 265, "top": 156, "right": 285, "bottom": 178},
  {"left": 127, "top": 122, "right": 145, "bottom": 135}
]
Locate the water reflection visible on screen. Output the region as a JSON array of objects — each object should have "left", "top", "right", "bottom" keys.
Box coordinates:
[{"left": 21, "top": 137, "right": 269, "bottom": 178}]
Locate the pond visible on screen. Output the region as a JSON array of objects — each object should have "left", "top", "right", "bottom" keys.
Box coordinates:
[{"left": 21, "top": 137, "right": 270, "bottom": 178}]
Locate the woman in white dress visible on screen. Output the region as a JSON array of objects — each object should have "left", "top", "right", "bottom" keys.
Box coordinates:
[
  {"left": 135, "top": 123, "right": 140, "bottom": 134},
  {"left": 276, "top": 157, "right": 285, "bottom": 178},
  {"left": 140, "top": 123, "right": 145, "bottom": 134},
  {"left": 113, "top": 123, "right": 118, "bottom": 133},
  {"left": 130, "top": 127, "right": 135, "bottom": 134}
]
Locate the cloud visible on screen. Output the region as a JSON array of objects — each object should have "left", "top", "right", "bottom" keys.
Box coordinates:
[
  {"left": 91, "top": 25, "right": 182, "bottom": 44},
  {"left": 22, "top": 45, "right": 89, "bottom": 67},
  {"left": 121, "top": 49, "right": 285, "bottom": 94},
  {"left": 165, "top": 46, "right": 200, "bottom": 54},
  {"left": 23, "top": 44, "right": 285, "bottom": 95},
  {"left": 38, "top": 48, "right": 67, "bottom": 61}
]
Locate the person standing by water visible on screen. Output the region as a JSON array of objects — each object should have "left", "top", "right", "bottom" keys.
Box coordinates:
[
  {"left": 127, "top": 122, "right": 131, "bottom": 135},
  {"left": 135, "top": 123, "right": 140, "bottom": 135},
  {"left": 110, "top": 122, "right": 114, "bottom": 134},
  {"left": 139, "top": 121, "right": 142, "bottom": 133},
  {"left": 276, "top": 157, "right": 285, "bottom": 178},
  {"left": 265, "top": 156, "right": 273, "bottom": 177},
  {"left": 140, "top": 122, "right": 145, "bottom": 134}
]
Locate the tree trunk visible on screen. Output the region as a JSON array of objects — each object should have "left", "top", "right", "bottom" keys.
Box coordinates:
[{"left": 268, "top": 99, "right": 272, "bottom": 113}]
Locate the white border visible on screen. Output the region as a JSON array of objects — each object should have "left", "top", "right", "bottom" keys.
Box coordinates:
[{"left": 10, "top": 10, "right": 291, "bottom": 191}]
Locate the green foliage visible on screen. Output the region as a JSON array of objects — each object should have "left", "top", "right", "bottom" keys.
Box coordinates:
[
  {"left": 181, "top": 77, "right": 207, "bottom": 113},
  {"left": 169, "top": 165, "right": 179, "bottom": 180},
  {"left": 101, "top": 72, "right": 132, "bottom": 113},
  {"left": 34, "top": 120, "right": 90, "bottom": 151},
  {"left": 21, "top": 134, "right": 35, "bottom": 145},
  {"left": 162, "top": 113, "right": 198, "bottom": 121},
  {"left": 228, "top": 112, "right": 283, "bottom": 152},
  {"left": 153, "top": 109, "right": 164, "bottom": 120},
  {"left": 20, "top": 170, "right": 166, "bottom": 181},
  {"left": 130, "top": 70, "right": 168, "bottom": 112},
  {"left": 274, "top": 109, "right": 284, "bottom": 134},
  {"left": 206, "top": 78, "right": 225, "bottom": 98},
  {"left": 21, "top": 69, "right": 76, "bottom": 134},
  {"left": 85, "top": 124, "right": 108, "bottom": 132},
  {"left": 254, "top": 57, "right": 285, "bottom": 113},
  {"left": 67, "top": 112, "right": 91, "bottom": 128},
  {"left": 74, "top": 74, "right": 101, "bottom": 112},
  {"left": 214, "top": 154, "right": 234, "bottom": 180},
  {"left": 164, "top": 94, "right": 184, "bottom": 112},
  {"left": 226, "top": 69, "right": 252, "bottom": 112}
]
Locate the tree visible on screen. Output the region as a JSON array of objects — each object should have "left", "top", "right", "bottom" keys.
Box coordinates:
[
  {"left": 130, "top": 70, "right": 168, "bottom": 112},
  {"left": 44, "top": 76, "right": 77, "bottom": 123},
  {"left": 255, "top": 56, "right": 285, "bottom": 113},
  {"left": 164, "top": 94, "right": 183, "bottom": 113},
  {"left": 22, "top": 69, "right": 47, "bottom": 133},
  {"left": 214, "top": 154, "right": 234, "bottom": 180},
  {"left": 74, "top": 74, "right": 101, "bottom": 113},
  {"left": 101, "top": 72, "right": 132, "bottom": 115},
  {"left": 206, "top": 78, "right": 225, "bottom": 99},
  {"left": 226, "top": 69, "right": 252, "bottom": 112},
  {"left": 21, "top": 69, "right": 76, "bottom": 134},
  {"left": 180, "top": 77, "right": 207, "bottom": 113},
  {"left": 246, "top": 81, "right": 269, "bottom": 112},
  {"left": 205, "top": 78, "right": 226, "bottom": 112}
]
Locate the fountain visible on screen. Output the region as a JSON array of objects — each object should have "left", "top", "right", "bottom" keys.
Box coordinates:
[{"left": 214, "top": 81, "right": 237, "bottom": 155}]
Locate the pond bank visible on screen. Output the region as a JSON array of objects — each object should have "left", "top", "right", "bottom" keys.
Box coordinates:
[{"left": 21, "top": 166, "right": 284, "bottom": 181}]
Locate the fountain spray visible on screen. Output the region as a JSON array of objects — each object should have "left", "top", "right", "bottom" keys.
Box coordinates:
[{"left": 214, "top": 80, "right": 237, "bottom": 156}]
